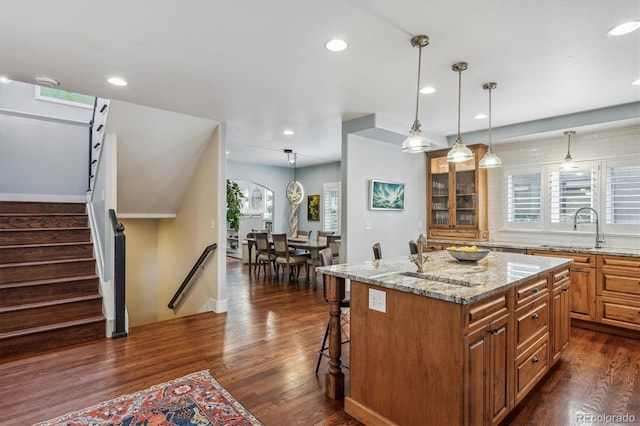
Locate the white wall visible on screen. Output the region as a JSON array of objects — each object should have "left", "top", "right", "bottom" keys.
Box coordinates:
[
  {"left": 488, "top": 125, "right": 640, "bottom": 249},
  {"left": 344, "top": 134, "right": 426, "bottom": 263}
]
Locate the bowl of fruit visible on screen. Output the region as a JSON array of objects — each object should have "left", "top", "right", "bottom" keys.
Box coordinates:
[{"left": 446, "top": 245, "right": 490, "bottom": 262}]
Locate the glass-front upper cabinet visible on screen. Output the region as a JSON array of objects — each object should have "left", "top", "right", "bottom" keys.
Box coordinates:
[{"left": 426, "top": 144, "right": 489, "bottom": 241}]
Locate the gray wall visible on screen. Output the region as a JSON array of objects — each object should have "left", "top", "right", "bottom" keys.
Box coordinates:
[
  {"left": 295, "top": 162, "right": 341, "bottom": 234},
  {"left": 344, "top": 134, "right": 427, "bottom": 263},
  {"left": 0, "top": 81, "right": 92, "bottom": 197}
]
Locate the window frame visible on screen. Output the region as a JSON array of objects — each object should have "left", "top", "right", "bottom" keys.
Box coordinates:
[
  {"left": 602, "top": 158, "right": 640, "bottom": 235},
  {"left": 547, "top": 161, "right": 599, "bottom": 232},
  {"left": 322, "top": 181, "right": 341, "bottom": 234},
  {"left": 502, "top": 166, "right": 545, "bottom": 231}
]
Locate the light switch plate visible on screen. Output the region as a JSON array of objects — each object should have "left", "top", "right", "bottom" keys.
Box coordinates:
[
  {"left": 369, "top": 288, "right": 386, "bottom": 313},
  {"left": 365, "top": 220, "right": 372, "bottom": 230}
]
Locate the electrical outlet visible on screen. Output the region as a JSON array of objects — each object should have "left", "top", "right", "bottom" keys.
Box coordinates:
[
  {"left": 369, "top": 288, "right": 386, "bottom": 313},
  {"left": 210, "top": 219, "right": 215, "bottom": 229}
]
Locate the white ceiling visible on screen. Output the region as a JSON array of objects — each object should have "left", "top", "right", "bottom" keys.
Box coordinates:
[{"left": 1, "top": 0, "right": 638, "bottom": 168}]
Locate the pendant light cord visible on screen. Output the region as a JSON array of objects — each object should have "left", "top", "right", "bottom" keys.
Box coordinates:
[
  {"left": 456, "top": 68, "right": 462, "bottom": 141},
  {"left": 488, "top": 86, "right": 493, "bottom": 151},
  {"left": 566, "top": 134, "right": 571, "bottom": 157},
  {"left": 414, "top": 46, "right": 422, "bottom": 123}
]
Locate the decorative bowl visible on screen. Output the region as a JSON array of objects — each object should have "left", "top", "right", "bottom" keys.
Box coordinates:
[{"left": 446, "top": 248, "right": 490, "bottom": 262}]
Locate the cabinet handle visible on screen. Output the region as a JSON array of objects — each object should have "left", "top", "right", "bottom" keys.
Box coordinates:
[
  {"left": 487, "top": 328, "right": 500, "bottom": 335},
  {"left": 562, "top": 288, "right": 569, "bottom": 292},
  {"left": 532, "top": 288, "right": 539, "bottom": 294},
  {"left": 559, "top": 275, "right": 567, "bottom": 280},
  {"left": 532, "top": 356, "right": 539, "bottom": 363},
  {"left": 532, "top": 312, "right": 539, "bottom": 319}
]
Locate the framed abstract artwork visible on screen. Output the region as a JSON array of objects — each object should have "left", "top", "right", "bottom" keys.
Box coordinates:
[
  {"left": 369, "top": 180, "right": 405, "bottom": 211},
  {"left": 308, "top": 194, "right": 320, "bottom": 221}
]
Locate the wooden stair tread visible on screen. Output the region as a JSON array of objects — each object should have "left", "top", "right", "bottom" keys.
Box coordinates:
[
  {"left": 0, "top": 294, "right": 102, "bottom": 313},
  {"left": 0, "top": 227, "right": 90, "bottom": 232},
  {"left": 0, "top": 315, "right": 105, "bottom": 339},
  {"left": 0, "top": 241, "right": 93, "bottom": 250},
  {"left": 0, "top": 274, "right": 98, "bottom": 290},
  {"left": 0, "top": 257, "right": 95, "bottom": 269}
]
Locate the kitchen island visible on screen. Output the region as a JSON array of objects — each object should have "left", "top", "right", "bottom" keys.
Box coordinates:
[{"left": 317, "top": 250, "right": 573, "bottom": 426}]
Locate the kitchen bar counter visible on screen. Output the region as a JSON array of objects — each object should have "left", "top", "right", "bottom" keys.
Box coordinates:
[
  {"left": 317, "top": 251, "right": 572, "bottom": 409},
  {"left": 318, "top": 250, "right": 571, "bottom": 305}
]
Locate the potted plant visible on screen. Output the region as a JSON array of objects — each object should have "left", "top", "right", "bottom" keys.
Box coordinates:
[{"left": 226, "top": 179, "right": 244, "bottom": 232}]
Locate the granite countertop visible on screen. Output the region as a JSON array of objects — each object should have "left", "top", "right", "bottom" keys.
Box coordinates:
[
  {"left": 317, "top": 250, "right": 572, "bottom": 305},
  {"left": 427, "top": 239, "right": 640, "bottom": 257}
]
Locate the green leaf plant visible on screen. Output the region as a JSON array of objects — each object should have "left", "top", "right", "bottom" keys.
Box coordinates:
[{"left": 226, "top": 180, "right": 245, "bottom": 232}]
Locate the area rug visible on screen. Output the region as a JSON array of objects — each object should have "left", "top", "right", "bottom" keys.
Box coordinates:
[{"left": 33, "top": 370, "right": 263, "bottom": 426}]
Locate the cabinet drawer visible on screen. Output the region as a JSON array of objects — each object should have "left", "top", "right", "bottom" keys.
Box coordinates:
[
  {"left": 599, "top": 271, "right": 640, "bottom": 298},
  {"left": 528, "top": 250, "right": 595, "bottom": 267},
  {"left": 515, "top": 277, "right": 548, "bottom": 307},
  {"left": 466, "top": 291, "right": 510, "bottom": 331},
  {"left": 515, "top": 299, "right": 549, "bottom": 353},
  {"left": 553, "top": 268, "right": 570, "bottom": 285},
  {"left": 598, "top": 255, "right": 640, "bottom": 270},
  {"left": 597, "top": 296, "right": 640, "bottom": 331},
  {"left": 515, "top": 335, "right": 549, "bottom": 404},
  {"left": 427, "top": 228, "right": 486, "bottom": 241}
]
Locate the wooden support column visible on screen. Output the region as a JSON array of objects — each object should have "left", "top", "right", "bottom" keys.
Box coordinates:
[{"left": 325, "top": 274, "right": 345, "bottom": 399}]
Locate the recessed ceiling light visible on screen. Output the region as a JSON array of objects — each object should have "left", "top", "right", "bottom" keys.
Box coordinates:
[
  {"left": 325, "top": 39, "right": 348, "bottom": 52},
  {"left": 607, "top": 20, "right": 640, "bottom": 36},
  {"left": 473, "top": 113, "right": 488, "bottom": 120},
  {"left": 35, "top": 76, "right": 60, "bottom": 87},
  {"left": 632, "top": 78, "right": 640, "bottom": 86},
  {"left": 108, "top": 77, "right": 128, "bottom": 86},
  {"left": 419, "top": 86, "right": 436, "bottom": 94},
  {"left": 0, "top": 76, "right": 11, "bottom": 84},
  {"left": 283, "top": 129, "right": 295, "bottom": 136}
]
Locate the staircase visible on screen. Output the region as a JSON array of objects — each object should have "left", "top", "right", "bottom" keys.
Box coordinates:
[{"left": 0, "top": 201, "right": 105, "bottom": 358}]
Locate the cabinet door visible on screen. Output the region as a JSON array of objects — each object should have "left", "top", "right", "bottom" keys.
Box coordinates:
[
  {"left": 551, "top": 280, "right": 571, "bottom": 364},
  {"left": 570, "top": 265, "right": 596, "bottom": 321},
  {"left": 429, "top": 156, "right": 451, "bottom": 228},
  {"left": 464, "top": 313, "right": 511, "bottom": 426}
]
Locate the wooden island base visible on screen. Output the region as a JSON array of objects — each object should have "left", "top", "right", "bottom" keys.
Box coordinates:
[{"left": 339, "top": 266, "right": 571, "bottom": 426}]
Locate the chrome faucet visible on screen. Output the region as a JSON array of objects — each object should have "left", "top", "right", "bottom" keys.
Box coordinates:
[{"left": 573, "top": 207, "right": 605, "bottom": 249}]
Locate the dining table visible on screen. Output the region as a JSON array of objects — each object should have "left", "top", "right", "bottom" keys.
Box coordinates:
[{"left": 246, "top": 236, "right": 338, "bottom": 289}]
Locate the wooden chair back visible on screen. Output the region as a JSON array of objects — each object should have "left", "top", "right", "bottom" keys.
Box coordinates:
[
  {"left": 373, "top": 242, "right": 382, "bottom": 260},
  {"left": 296, "top": 230, "right": 312, "bottom": 240}
]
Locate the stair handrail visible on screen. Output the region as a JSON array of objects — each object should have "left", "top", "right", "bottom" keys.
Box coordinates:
[
  {"left": 168, "top": 243, "right": 217, "bottom": 310},
  {"left": 109, "top": 209, "right": 128, "bottom": 338}
]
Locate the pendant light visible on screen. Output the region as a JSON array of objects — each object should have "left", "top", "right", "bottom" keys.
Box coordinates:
[
  {"left": 561, "top": 131, "right": 578, "bottom": 170},
  {"left": 478, "top": 82, "right": 502, "bottom": 168},
  {"left": 401, "top": 35, "right": 431, "bottom": 153},
  {"left": 447, "top": 62, "right": 473, "bottom": 163}
]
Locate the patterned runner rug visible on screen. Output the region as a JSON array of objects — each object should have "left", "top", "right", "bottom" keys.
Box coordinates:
[{"left": 33, "top": 370, "right": 263, "bottom": 426}]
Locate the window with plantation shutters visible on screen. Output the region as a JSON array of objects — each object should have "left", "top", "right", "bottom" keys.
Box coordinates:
[
  {"left": 549, "top": 166, "right": 597, "bottom": 224},
  {"left": 606, "top": 163, "right": 640, "bottom": 225},
  {"left": 506, "top": 171, "right": 542, "bottom": 224},
  {"left": 323, "top": 182, "right": 341, "bottom": 233}
]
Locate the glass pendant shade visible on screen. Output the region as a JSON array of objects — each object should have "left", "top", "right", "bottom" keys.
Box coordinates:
[
  {"left": 447, "top": 62, "right": 473, "bottom": 163},
  {"left": 479, "top": 82, "right": 502, "bottom": 168},
  {"left": 402, "top": 119, "right": 431, "bottom": 152},
  {"left": 402, "top": 35, "right": 431, "bottom": 153},
  {"left": 447, "top": 138, "right": 473, "bottom": 162}
]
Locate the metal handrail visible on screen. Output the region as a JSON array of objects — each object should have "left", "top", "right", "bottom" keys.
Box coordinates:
[
  {"left": 168, "top": 243, "right": 217, "bottom": 310},
  {"left": 109, "top": 209, "right": 127, "bottom": 338}
]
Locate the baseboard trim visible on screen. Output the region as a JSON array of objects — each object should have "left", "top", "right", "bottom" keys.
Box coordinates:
[
  {"left": 345, "top": 397, "right": 398, "bottom": 426},
  {"left": 203, "top": 297, "right": 227, "bottom": 314},
  {"left": 571, "top": 319, "right": 640, "bottom": 339}
]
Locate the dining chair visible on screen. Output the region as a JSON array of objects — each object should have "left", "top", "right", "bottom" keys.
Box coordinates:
[
  {"left": 316, "top": 230, "right": 334, "bottom": 245},
  {"left": 295, "top": 230, "right": 312, "bottom": 240},
  {"left": 255, "top": 232, "right": 275, "bottom": 277},
  {"left": 315, "top": 247, "right": 350, "bottom": 374},
  {"left": 373, "top": 242, "right": 382, "bottom": 260},
  {"left": 327, "top": 234, "right": 341, "bottom": 263},
  {"left": 409, "top": 240, "right": 418, "bottom": 255},
  {"left": 272, "top": 233, "right": 309, "bottom": 282}
]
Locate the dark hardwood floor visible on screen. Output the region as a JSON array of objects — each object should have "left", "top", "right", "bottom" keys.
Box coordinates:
[{"left": 0, "top": 257, "right": 638, "bottom": 425}]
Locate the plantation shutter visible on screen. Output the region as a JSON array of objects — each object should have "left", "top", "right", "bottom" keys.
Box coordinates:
[
  {"left": 606, "top": 164, "right": 640, "bottom": 224},
  {"left": 506, "top": 172, "right": 541, "bottom": 223},
  {"left": 549, "top": 168, "right": 598, "bottom": 223},
  {"left": 323, "top": 182, "right": 341, "bottom": 233}
]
